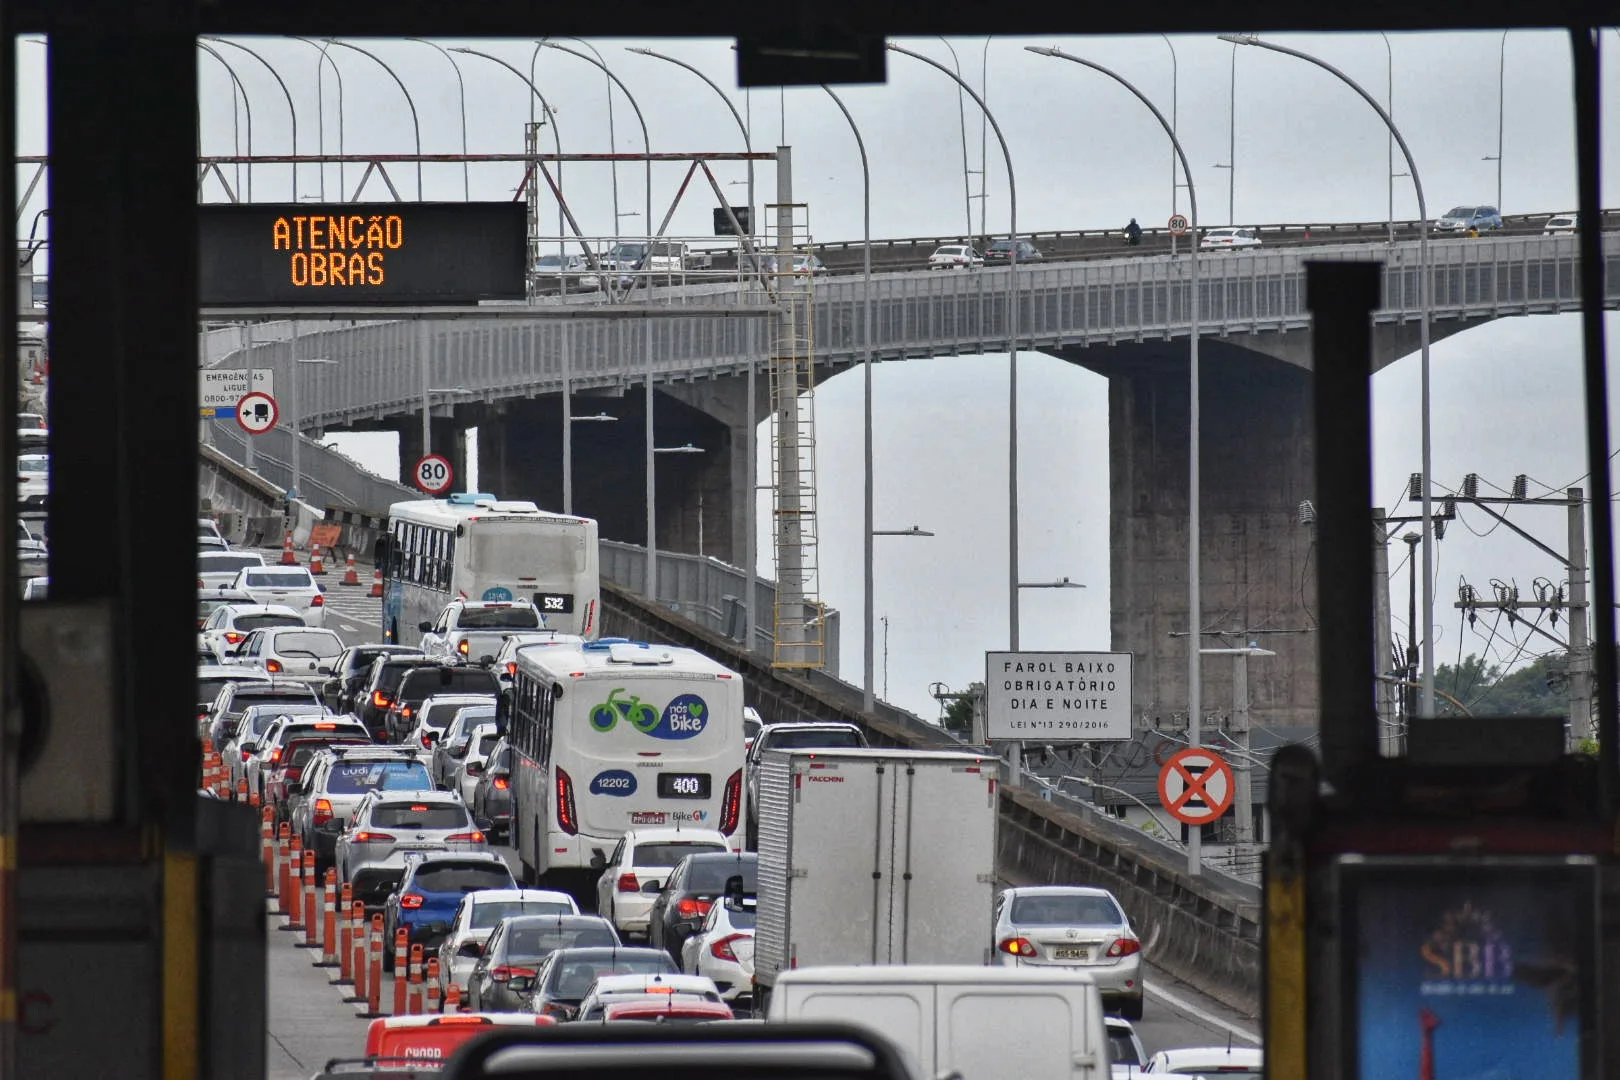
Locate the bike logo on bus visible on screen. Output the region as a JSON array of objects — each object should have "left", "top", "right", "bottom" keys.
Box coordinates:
[{"left": 589, "top": 688, "right": 709, "bottom": 741}]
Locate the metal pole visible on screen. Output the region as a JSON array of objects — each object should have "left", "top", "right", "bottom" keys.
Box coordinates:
[
  {"left": 418, "top": 322, "right": 431, "bottom": 459},
  {"left": 938, "top": 37, "right": 975, "bottom": 237},
  {"left": 1222, "top": 34, "right": 1433, "bottom": 716},
  {"left": 1569, "top": 487, "right": 1591, "bottom": 742},
  {"left": 1380, "top": 32, "right": 1393, "bottom": 243},
  {"left": 566, "top": 39, "right": 621, "bottom": 243},
  {"left": 1160, "top": 34, "right": 1178, "bottom": 216},
  {"left": 1405, "top": 531, "right": 1420, "bottom": 721},
  {"left": 207, "top": 38, "right": 299, "bottom": 201},
  {"left": 562, "top": 323, "right": 573, "bottom": 515},
  {"left": 1371, "top": 509, "right": 1397, "bottom": 753},
  {"left": 771, "top": 147, "right": 805, "bottom": 659},
  {"left": 288, "top": 37, "right": 345, "bottom": 200},
  {"left": 1025, "top": 44, "right": 1200, "bottom": 874},
  {"left": 645, "top": 322, "right": 656, "bottom": 598},
  {"left": 887, "top": 44, "right": 1019, "bottom": 655},
  {"left": 406, "top": 38, "right": 470, "bottom": 201},
  {"left": 822, "top": 86, "right": 874, "bottom": 712},
  {"left": 1495, "top": 31, "right": 1507, "bottom": 212},
  {"left": 243, "top": 324, "right": 256, "bottom": 471},
  {"left": 324, "top": 40, "right": 424, "bottom": 200},
  {"left": 978, "top": 37, "right": 990, "bottom": 240},
  {"left": 1227, "top": 41, "right": 1236, "bottom": 226},
  {"left": 290, "top": 322, "right": 301, "bottom": 500},
  {"left": 196, "top": 43, "right": 254, "bottom": 200},
  {"left": 1232, "top": 650, "right": 1253, "bottom": 844}
]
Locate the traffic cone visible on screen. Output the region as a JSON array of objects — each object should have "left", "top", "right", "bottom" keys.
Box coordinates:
[
  {"left": 393, "top": 930, "right": 409, "bottom": 1015},
  {"left": 309, "top": 545, "right": 326, "bottom": 575},
  {"left": 445, "top": 983, "right": 463, "bottom": 1013},
  {"left": 426, "top": 958, "right": 442, "bottom": 1013},
  {"left": 340, "top": 553, "right": 362, "bottom": 587},
  {"left": 280, "top": 529, "right": 297, "bottom": 566},
  {"left": 408, "top": 945, "right": 425, "bottom": 1014},
  {"left": 369, "top": 568, "right": 384, "bottom": 599}
]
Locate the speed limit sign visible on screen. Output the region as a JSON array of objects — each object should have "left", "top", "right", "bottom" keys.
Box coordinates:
[
  {"left": 414, "top": 454, "right": 454, "bottom": 496},
  {"left": 1168, "top": 214, "right": 1190, "bottom": 237}
]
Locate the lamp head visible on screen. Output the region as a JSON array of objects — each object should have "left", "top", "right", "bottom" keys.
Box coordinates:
[{"left": 1218, "top": 34, "right": 1261, "bottom": 46}]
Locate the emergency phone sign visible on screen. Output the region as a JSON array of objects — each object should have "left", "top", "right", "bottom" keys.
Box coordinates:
[{"left": 984, "top": 651, "right": 1133, "bottom": 742}]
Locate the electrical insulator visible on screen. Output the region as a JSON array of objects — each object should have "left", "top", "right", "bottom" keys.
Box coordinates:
[
  {"left": 1463, "top": 473, "right": 1479, "bottom": 498},
  {"left": 1408, "top": 473, "right": 1424, "bottom": 501},
  {"left": 1512, "top": 474, "right": 1528, "bottom": 499}
]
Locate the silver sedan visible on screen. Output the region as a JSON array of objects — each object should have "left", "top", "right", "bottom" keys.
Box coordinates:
[{"left": 992, "top": 885, "right": 1144, "bottom": 1020}]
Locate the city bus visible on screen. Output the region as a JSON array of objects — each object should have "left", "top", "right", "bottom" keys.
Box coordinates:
[
  {"left": 380, "top": 493, "right": 601, "bottom": 646},
  {"left": 507, "top": 639, "right": 746, "bottom": 900}
]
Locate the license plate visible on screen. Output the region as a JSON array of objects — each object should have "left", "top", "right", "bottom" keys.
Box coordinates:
[
  {"left": 630, "top": 811, "right": 667, "bottom": 826},
  {"left": 1052, "top": 947, "right": 1089, "bottom": 960}
]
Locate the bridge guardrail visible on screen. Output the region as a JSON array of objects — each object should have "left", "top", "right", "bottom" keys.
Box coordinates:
[{"left": 205, "top": 421, "right": 415, "bottom": 513}]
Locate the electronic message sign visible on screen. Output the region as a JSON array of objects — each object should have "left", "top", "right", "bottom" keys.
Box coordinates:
[{"left": 198, "top": 202, "right": 527, "bottom": 306}]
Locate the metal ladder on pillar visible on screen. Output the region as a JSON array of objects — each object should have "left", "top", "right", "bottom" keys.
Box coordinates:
[{"left": 764, "top": 202, "right": 826, "bottom": 670}]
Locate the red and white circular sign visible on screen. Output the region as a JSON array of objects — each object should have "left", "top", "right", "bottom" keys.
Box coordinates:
[
  {"left": 1167, "top": 214, "right": 1190, "bottom": 237},
  {"left": 414, "top": 453, "right": 454, "bottom": 496},
  {"left": 235, "top": 391, "right": 279, "bottom": 435},
  {"left": 1157, "top": 747, "right": 1234, "bottom": 826}
]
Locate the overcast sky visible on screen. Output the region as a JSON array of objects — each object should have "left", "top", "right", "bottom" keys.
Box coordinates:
[{"left": 17, "top": 30, "right": 1620, "bottom": 720}]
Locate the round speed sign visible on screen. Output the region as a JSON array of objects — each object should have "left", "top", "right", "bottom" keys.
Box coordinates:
[
  {"left": 1167, "top": 214, "right": 1190, "bottom": 237},
  {"left": 414, "top": 454, "right": 454, "bottom": 496}
]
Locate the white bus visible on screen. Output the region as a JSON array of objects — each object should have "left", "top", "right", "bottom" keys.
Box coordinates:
[
  {"left": 381, "top": 494, "right": 601, "bottom": 646},
  {"left": 507, "top": 639, "right": 746, "bottom": 898}
]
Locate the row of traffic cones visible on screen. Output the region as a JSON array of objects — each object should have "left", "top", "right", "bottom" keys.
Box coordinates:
[{"left": 279, "top": 530, "right": 381, "bottom": 595}]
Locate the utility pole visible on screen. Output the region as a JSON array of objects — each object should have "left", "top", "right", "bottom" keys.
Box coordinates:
[
  {"left": 1568, "top": 487, "right": 1591, "bottom": 741},
  {"left": 1200, "top": 645, "right": 1274, "bottom": 845},
  {"left": 1372, "top": 509, "right": 1398, "bottom": 753}
]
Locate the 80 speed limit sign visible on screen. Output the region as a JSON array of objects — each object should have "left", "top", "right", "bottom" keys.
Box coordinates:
[{"left": 414, "top": 454, "right": 454, "bottom": 496}]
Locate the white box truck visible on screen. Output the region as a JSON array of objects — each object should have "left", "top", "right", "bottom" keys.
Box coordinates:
[
  {"left": 767, "top": 965, "right": 1111, "bottom": 1080},
  {"left": 752, "top": 748, "right": 999, "bottom": 1004}
]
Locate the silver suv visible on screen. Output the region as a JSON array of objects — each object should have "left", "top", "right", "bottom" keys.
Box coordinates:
[
  {"left": 336, "top": 789, "right": 490, "bottom": 905},
  {"left": 289, "top": 746, "right": 433, "bottom": 875},
  {"left": 743, "top": 721, "right": 869, "bottom": 826}
]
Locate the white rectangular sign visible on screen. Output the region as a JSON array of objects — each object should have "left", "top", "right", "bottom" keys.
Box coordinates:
[
  {"left": 984, "top": 651, "right": 1133, "bottom": 742},
  {"left": 200, "top": 368, "right": 273, "bottom": 418}
]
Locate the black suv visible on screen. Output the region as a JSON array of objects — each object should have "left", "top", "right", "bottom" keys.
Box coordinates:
[
  {"left": 647, "top": 852, "right": 758, "bottom": 963},
  {"left": 384, "top": 664, "right": 502, "bottom": 743},
  {"left": 322, "top": 644, "right": 423, "bottom": 713},
  {"left": 357, "top": 655, "right": 442, "bottom": 739},
  {"left": 982, "top": 237, "right": 1043, "bottom": 264}
]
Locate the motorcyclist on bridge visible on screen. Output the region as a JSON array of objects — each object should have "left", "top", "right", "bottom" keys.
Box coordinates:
[{"left": 1124, "top": 218, "right": 1143, "bottom": 246}]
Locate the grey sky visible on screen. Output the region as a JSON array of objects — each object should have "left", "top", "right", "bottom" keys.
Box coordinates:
[{"left": 15, "top": 31, "right": 1620, "bottom": 719}]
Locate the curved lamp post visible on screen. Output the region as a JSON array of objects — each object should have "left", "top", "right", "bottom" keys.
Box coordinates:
[
  {"left": 196, "top": 42, "right": 253, "bottom": 199},
  {"left": 888, "top": 43, "right": 1022, "bottom": 659},
  {"left": 1025, "top": 42, "right": 1202, "bottom": 874},
  {"left": 1221, "top": 33, "right": 1434, "bottom": 717},
  {"left": 287, "top": 36, "right": 345, "bottom": 200},
  {"left": 405, "top": 38, "right": 470, "bottom": 201},
  {"left": 206, "top": 37, "right": 298, "bottom": 201},
  {"left": 936, "top": 37, "right": 976, "bottom": 237},
  {"left": 323, "top": 39, "right": 424, "bottom": 200},
  {"left": 557, "top": 38, "right": 623, "bottom": 241},
  {"left": 539, "top": 42, "right": 651, "bottom": 245}
]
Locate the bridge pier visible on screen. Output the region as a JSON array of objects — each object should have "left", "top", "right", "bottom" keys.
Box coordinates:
[
  {"left": 394, "top": 416, "right": 468, "bottom": 494},
  {"left": 474, "top": 377, "right": 757, "bottom": 567},
  {"left": 1060, "top": 340, "right": 1319, "bottom": 734}
]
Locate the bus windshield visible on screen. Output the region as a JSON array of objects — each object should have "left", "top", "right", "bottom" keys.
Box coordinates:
[{"left": 468, "top": 523, "right": 586, "bottom": 579}]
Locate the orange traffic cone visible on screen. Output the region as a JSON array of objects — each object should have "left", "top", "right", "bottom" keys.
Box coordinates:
[
  {"left": 369, "top": 568, "right": 384, "bottom": 599},
  {"left": 340, "top": 553, "right": 362, "bottom": 587},
  {"left": 309, "top": 545, "right": 326, "bottom": 575},
  {"left": 280, "top": 530, "right": 297, "bottom": 566}
]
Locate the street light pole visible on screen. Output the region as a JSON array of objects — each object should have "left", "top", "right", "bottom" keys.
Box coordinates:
[
  {"left": 1493, "top": 31, "right": 1508, "bottom": 211},
  {"left": 1160, "top": 34, "right": 1178, "bottom": 216},
  {"left": 563, "top": 38, "right": 622, "bottom": 243},
  {"left": 287, "top": 36, "right": 345, "bottom": 200},
  {"left": 888, "top": 43, "right": 1021, "bottom": 654},
  {"left": 1224, "top": 33, "right": 1434, "bottom": 717},
  {"left": 206, "top": 38, "right": 299, "bottom": 201},
  {"left": 324, "top": 40, "right": 424, "bottom": 200},
  {"left": 821, "top": 85, "right": 876, "bottom": 713},
  {"left": 1226, "top": 41, "right": 1236, "bottom": 225},
  {"left": 1026, "top": 42, "right": 1201, "bottom": 874},
  {"left": 406, "top": 38, "right": 471, "bottom": 201},
  {"left": 196, "top": 43, "right": 254, "bottom": 200},
  {"left": 938, "top": 37, "right": 975, "bottom": 237},
  {"left": 1380, "top": 32, "right": 1394, "bottom": 243}
]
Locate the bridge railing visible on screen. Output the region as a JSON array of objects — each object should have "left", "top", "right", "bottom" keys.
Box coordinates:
[{"left": 204, "top": 421, "right": 415, "bottom": 510}]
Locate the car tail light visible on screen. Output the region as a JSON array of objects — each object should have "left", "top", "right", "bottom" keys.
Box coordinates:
[
  {"left": 240, "top": 749, "right": 253, "bottom": 762},
  {"left": 314, "top": 722, "right": 337, "bottom": 730},
  {"left": 458, "top": 639, "right": 470, "bottom": 655},
  {"left": 313, "top": 798, "right": 333, "bottom": 826},
  {"left": 266, "top": 660, "right": 283, "bottom": 673},
  {"left": 616, "top": 873, "right": 639, "bottom": 893},
  {"left": 505, "top": 662, "right": 517, "bottom": 676},
  {"left": 400, "top": 894, "right": 425, "bottom": 909},
  {"left": 555, "top": 767, "right": 578, "bottom": 835},
  {"left": 718, "top": 769, "right": 743, "bottom": 835},
  {"left": 351, "top": 831, "right": 396, "bottom": 843},
  {"left": 421, "top": 732, "right": 436, "bottom": 748},
  {"left": 431, "top": 1015, "right": 493, "bottom": 1027},
  {"left": 710, "top": 933, "right": 747, "bottom": 962},
  {"left": 676, "top": 898, "right": 712, "bottom": 920},
  {"left": 197, "top": 578, "right": 205, "bottom": 589},
  {"left": 401, "top": 706, "right": 413, "bottom": 719},
  {"left": 268, "top": 748, "right": 282, "bottom": 765},
  {"left": 489, "top": 965, "right": 536, "bottom": 984},
  {"left": 493, "top": 776, "right": 509, "bottom": 791},
  {"left": 998, "top": 937, "right": 1038, "bottom": 957},
  {"left": 372, "top": 690, "right": 392, "bottom": 709},
  {"left": 311, "top": 594, "right": 324, "bottom": 607},
  {"left": 445, "top": 831, "right": 486, "bottom": 844},
  {"left": 224, "top": 632, "right": 245, "bottom": 645},
  {"left": 583, "top": 600, "right": 596, "bottom": 637},
  {"left": 1107, "top": 937, "right": 1141, "bottom": 958}
]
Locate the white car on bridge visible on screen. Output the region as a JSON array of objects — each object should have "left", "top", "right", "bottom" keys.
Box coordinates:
[{"left": 1199, "top": 227, "right": 1261, "bottom": 251}]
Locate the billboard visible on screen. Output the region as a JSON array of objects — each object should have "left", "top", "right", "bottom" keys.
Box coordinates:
[{"left": 1342, "top": 857, "right": 1596, "bottom": 1080}]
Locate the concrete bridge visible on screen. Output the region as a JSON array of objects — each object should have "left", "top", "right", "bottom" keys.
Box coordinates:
[{"left": 209, "top": 230, "right": 1620, "bottom": 732}]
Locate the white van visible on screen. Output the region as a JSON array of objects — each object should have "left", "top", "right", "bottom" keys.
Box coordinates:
[{"left": 767, "top": 965, "right": 1110, "bottom": 1080}]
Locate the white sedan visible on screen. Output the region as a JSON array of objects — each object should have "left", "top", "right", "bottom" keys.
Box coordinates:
[
  {"left": 230, "top": 565, "right": 328, "bottom": 628},
  {"left": 435, "top": 887, "right": 578, "bottom": 1001},
  {"left": 926, "top": 244, "right": 983, "bottom": 270},
  {"left": 1198, "top": 227, "right": 1261, "bottom": 251},
  {"left": 1545, "top": 213, "right": 1578, "bottom": 234},
  {"left": 1140, "top": 1047, "right": 1262, "bottom": 1075},
  {"left": 16, "top": 453, "right": 47, "bottom": 510},
  {"left": 229, "top": 626, "right": 346, "bottom": 682},
  {"left": 678, "top": 896, "right": 756, "bottom": 1006}
]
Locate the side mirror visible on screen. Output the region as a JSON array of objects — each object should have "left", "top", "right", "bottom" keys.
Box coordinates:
[
  {"left": 320, "top": 819, "right": 344, "bottom": 833},
  {"left": 241, "top": 743, "right": 258, "bottom": 755},
  {"left": 418, "top": 621, "right": 433, "bottom": 633},
  {"left": 474, "top": 816, "right": 494, "bottom": 832},
  {"left": 588, "top": 849, "right": 607, "bottom": 871},
  {"left": 427, "top": 921, "right": 450, "bottom": 936},
  {"left": 641, "top": 880, "right": 662, "bottom": 894},
  {"left": 464, "top": 761, "right": 483, "bottom": 776},
  {"left": 458, "top": 940, "right": 484, "bottom": 959},
  {"left": 507, "top": 975, "right": 536, "bottom": 993},
  {"left": 479, "top": 654, "right": 496, "bottom": 667},
  {"left": 317, "top": 665, "right": 333, "bottom": 675},
  {"left": 725, "top": 874, "right": 746, "bottom": 908}
]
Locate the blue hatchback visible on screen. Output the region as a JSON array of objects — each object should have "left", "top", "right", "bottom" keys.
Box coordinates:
[{"left": 383, "top": 851, "right": 517, "bottom": 966}]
